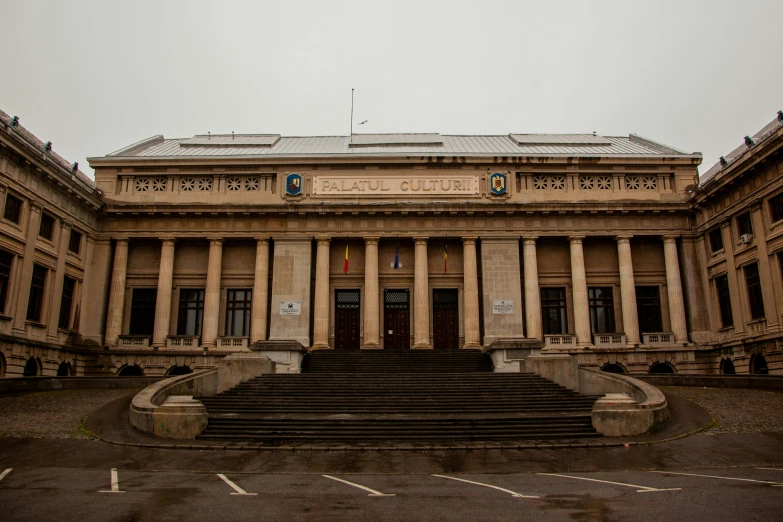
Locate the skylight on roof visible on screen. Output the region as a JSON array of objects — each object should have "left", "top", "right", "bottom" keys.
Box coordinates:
[
  {"left": 180, "top": 134, "right": 281, "bottom": 147},
  {"left": 509, "top": 134, "right": 612, "bottom": 147},
  {"left": 348, "top": 133, "right": 444, "bottom": 148}
]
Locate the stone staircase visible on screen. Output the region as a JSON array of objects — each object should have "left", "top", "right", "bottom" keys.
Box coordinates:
[{"left": 196, "top": 351, "right": 600, "bottom": 443}]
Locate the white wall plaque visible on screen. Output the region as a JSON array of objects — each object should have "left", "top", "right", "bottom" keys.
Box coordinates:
[
  {"left": 279, "top": 301, "right": 302, "bottom": 316},
  {"left": 492, "top": 300, "right": 514, "bottom": 315}
]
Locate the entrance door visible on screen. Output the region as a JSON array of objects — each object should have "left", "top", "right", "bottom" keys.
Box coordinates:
[
  {"left": 384, "top": 289, "right": 410, "bottom": 350},
  {"left": 433, "top": 289, "right": 459, "bottom": 350},
  {"left": 335, "top": 290, "right": 360, "bottom": 351}
]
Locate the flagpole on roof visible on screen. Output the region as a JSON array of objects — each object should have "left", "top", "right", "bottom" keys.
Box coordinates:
[{"left": 350, "top": 88, "right": 354, "bottom": 137}]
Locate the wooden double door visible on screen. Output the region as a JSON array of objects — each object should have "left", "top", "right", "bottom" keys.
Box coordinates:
[
  {"left": 433, "top": 289, "right": 459, "bottom": 350},
  {"left": 384, "top": 289, "right": 410, "bottom": 350},
  {"left": 334, "top": 289, "right": 360, "bottom": 351}
]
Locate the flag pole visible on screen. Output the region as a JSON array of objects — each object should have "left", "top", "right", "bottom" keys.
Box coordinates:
[{"left": 350, "top": 88, "right": 354, "bottom": 137}]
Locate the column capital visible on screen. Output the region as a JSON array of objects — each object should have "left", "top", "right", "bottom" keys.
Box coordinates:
[
  {"left": 662, "top": 235, "right": 679, "bottom": 243},
  {"left": 615, "top": 235, "right": 633, "bottom": 243},
  {"left": 59, "top": 219, "right": 72, "bottom": 230},
  {"left": 206, "top": 236, "right": 224, "bottom": 243},
  {"left": 28, "top": 201, "right": 43, "bottom": 213},
  {"left": 568, "top": 235, "right": 585, "bottom": 243},
  {"left": 748, "top": 198, "right": 763, "bottom": 211},
  {"left": 113, "top": 236, "right": 130, "bottom": 244},
  {"left": 413, "top": 236, "right": 429, "bottom": 244},
  {"left": 363, "top": 236, "right": 380, "bottom": 244},
  {"left": 314, "top": 235, "right": 331, "bottom": 243},
  {"left": 522, "top": 236, "right": 538, "bottom": 244},
  {"left": 158, "top": 235, "right": 177, "bottom": 244},
  {"left": 462, "top": 236, "right": 478, "bottom": 246},
  {"left": 720, "top": 219, "right": 732, "bottom": 228},
  {"left": 253, "top": 235, "right": 270, "bottom": 242}
]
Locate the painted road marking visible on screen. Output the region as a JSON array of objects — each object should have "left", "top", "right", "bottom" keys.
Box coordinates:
[
  {"left": 651, "top": 470, "right": 783, "bottom": 487},
  {"left": 217, "top": 474, "right": 258, "bottom": 496},
  {"left": 98, "top": 468, "right": 124, "bottom": 493},
  {"left": 0, "top": 469, "right": 11, "bottom": 482},
  {"left": 539, "top": 473, "right": 680, "bottom": 493},
  {"left": 432, "top": 474, "right": 539, "bottom": 498},
  {"left": 757, "top": 468, "right": 783, "bottom": 472},
  {"left": 322, "top": 475, "right": 396, "bottom": 497}
]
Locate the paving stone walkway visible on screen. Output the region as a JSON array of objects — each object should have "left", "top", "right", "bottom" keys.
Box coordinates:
[
  {"left": 0, "top": 389, "right": 137, "bottom": 439},
  {"left": 659, "top": 386, "right": 783, "bottom": 435}
]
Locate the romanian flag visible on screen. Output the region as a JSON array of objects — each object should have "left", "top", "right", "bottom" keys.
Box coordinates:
[
  {"left": 443, "top": 244, "right": 448, "bottom": 273},
  {"left": 394, "top": 241, "right": 399, "bottom": 270},
  {"left": 343, "top": 245, "right": 349, "bottom": 274}
]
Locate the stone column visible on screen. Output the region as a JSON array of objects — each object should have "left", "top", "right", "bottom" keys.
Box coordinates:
[
  {"left": 523, "top": 236, "right": 542, "bottom": 341},
  {"left": 663, "top": 236, "right": 688, "bottom": 344},
  {"left": 462, "top": 237, "right": 481, "bottom": 349},
  {"left": 250, "top": 237, "right": 270, "bottom": 342},
  {"left": 152, "top": 238, "right": 176, "bottom": 348},
  {"left": 479, "top": 237, "right": 525, "bottom": 345},
  {"left": 312, "top": 236, "right": 331, "bottom": 349},
  {"left": 268, "top": 237, "right": 312, "bottom": 347},
  {"left": 47, "top": 220, "right": 72, "bottom": 340},
  {"left": 413, "top": 236, "right": 431, "bottom": 349},
  {"left": 103, "top": 238, "right": 129, "bottom": 347},
  {"left": 750, "top": 202, "right": 779, "bottom": 326},
  {"left": 201, "top": 238, "right": 223, "bottom": 348},
  {"left": 12, "top": 203, "right": 43, "bottom": 332},
  {"left": 363, "top": 236, "right": 381, "bottom": 349},
  {"left": 616, "top": 236, "right": 640, "bottom": 346},
  {"left": 569, "top": 236, "right": 592, "bottom": 347}
]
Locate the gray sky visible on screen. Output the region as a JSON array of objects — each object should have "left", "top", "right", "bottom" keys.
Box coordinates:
[{"left": 2, "top": 0, "right": 781, "bottom": 178}]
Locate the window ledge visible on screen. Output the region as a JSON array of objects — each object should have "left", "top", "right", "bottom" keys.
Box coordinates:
[
  {"left": 747, "top": 318, "right": 767, "bottom": 325},
  {"left": 25, "top": 320, "right": 46, "bottom": 329},
  {"left": 0, "top": 314, "right": 12, "bottom": 322},
  {"left": 717, "top": 326, "right": 734, "bottom": 332}
]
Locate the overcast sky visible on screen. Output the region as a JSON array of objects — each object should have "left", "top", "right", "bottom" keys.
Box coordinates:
[{"left": 2, "top": 0, "right": 781, "bottom": 178}]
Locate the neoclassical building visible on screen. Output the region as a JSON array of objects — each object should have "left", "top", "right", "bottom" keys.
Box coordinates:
[{"left": 1, "top": 108, "right": 781, "bottom": 377}]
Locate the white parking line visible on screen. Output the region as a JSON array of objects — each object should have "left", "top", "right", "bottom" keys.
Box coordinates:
[
  {"left": 98, "top": 468, "right": 124, "bottom": 493},
  {"left": 217, "top": 474, "right": 258, "bottom": 496},
  {"left": 538, "top": 473, "right": 681, "bottom": 493},
  {"left": 651, "top": 470, "right": 783, "bottom": 487},
  {"left": 432, "top": 474, "right": 539, "bottom": 498},
  {"left": 757, "top": 468, "right": 783, "bottom": 472},
  {"left": 322, "top": 475, "right": 396, "bottom": 497},
  {"left": 0, "top": 469, "right": 11, "bottom": 482}
]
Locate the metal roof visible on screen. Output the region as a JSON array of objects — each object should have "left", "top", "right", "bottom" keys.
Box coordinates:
[
  {"left": 181, "top": 134, "right": 281, "bottom": 147},
  {"left": 101, "top": 132, "right": 696, "bottom": 159}
]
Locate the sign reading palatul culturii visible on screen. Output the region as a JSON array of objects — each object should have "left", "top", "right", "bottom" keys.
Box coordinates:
[{"left": 311, "top": 175, "right": 480, "bottom": 196}]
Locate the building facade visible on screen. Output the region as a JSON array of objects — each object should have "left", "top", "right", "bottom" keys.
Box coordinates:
[{"left": 1, "top": 109, "right": 781, "bottom": 377}]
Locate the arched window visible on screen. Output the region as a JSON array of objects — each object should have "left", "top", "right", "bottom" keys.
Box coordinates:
[
  {"left": 56, "top": 362, "right": 72, "bottom": 377},
  {"left": 649, "top": 362, "right": 675, "bottom": 374},
  {"left": 23, "top": 357, "right": 41, "bottom": 377},
  {"left": 719, "top": 358, "right": 736, "bottom": 375},
  {"left": 750, "top": 354, "right": 769, "bottom": 375},
  {"left": 0, "top": 352, "right": 6, "bottom": 378},
  {"left": 117, "top": 365, "right": 144, "bottom": 377},
  {"left": 600, "top": 363, "right": 627, "bottom": 374},
  {"left": 166, "top": 365, "right": 193, "bottom": 376}
]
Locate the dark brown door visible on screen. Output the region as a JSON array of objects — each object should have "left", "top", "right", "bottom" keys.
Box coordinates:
[
  {"left": 335, "top": 290, "right": 360, "bottom": 351},
  {"left": 384, "top": 289, "right": 410, "bottom": 350},
  {"left": 433, "top": 289, "right": 459, "bottom": 350}
]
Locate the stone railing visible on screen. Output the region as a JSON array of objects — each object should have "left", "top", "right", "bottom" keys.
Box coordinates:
[
  {"left": 642, "top": 332, "right": 674, "bottom": 347},
  {"left": 747, "top": 319, "right": 767, "bottom": 337},
  {"left": 217, "top": 337, "right": 248, "bottom": 349},
  {"left": 543, "top": 334, "right": 577, "bottom": 350},
  {"left": 118, "top": 335, "right": 150, "bottom": 348},
  {"left": 593, "top": 334, "right": 625, "bottom": 348},
  {"left": 166, "top": 335, "right": 200, "bottom": 348}
]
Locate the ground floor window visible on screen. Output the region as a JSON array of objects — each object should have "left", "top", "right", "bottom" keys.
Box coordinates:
[
  {"left": 26, "top": 264, "right": 47, "bottom": 322},
  {"left": 129, "top": 288, "right": 157, "bottom": 336},
  {"left": 588, "top": 287, "right": 615, "bottom": 334},
  {"left": 715, "top": 275, "right": 733, "bottom": 328},
  {"left": 541, "top": 287, "right": 567, "bottom": 335},
  {"left": 635, "top": 286, "right": 662, "bottom": 333},
  {"left": 226, "top": 289, "right": 252, "bottom": 337},
  {"left": 177, "top": 289, "right": 204, "bottom": 336},
  {"left": 0, "top": 249, "right": 13, "bottom": 314},
  {"left": 58, "top": 276, "right": 76, "bottom": 329}
]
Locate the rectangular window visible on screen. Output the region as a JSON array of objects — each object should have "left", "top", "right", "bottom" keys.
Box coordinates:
[
  {"left": 177, "top": 289, "right": 204, "bottom": 336},
  {"left": 26, "top": 264, "right": 47, "bottom": 322},
  {"left": 39, "top": 213, "right": 55, "bottom": 241},
  {"left": 635, "top": 286, "right": 663, "bottom": 333},
  {"left": 540, "top": 287, "right": 567, "bottom": 335},
  {"left": 736, "top": 212, "right": 753, "bottom": 238},
  {"left": 715, "top": 274, "right": 733, "bottom": 328},
  {"left": 226, "top": 289, "right": 252, "bottom": 337},
  {"left": 708, "top": 228, "right": 724, "bottom": 253},
  {"left": 770, "top": 193, "right": 783, "bottom": 223},
  {"left": 744, "top": 263, "right": 765, "bottom": 320},
  {"left": 129, "top": 288, "right": 157, "bottom": 336},
  {"left": 68, "top": 229, "right": 82, "bottom": 254},
  {"left": 0, "top": 249, "right": 13, "bottom": 314},
  {"left": 588, "top": 287, "right": 615, "bottom": 334},
  {"left": 3, "top": 193, "right": 23, "bottom": 224},
  {"left": 58, "top": 276, "right": 76, "bottom": 329}
]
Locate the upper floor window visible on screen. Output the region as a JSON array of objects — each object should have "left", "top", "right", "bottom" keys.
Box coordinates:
[
  {"left": 770, "top": 193, "right": 783, "bottom": 224},
  {"left": 226, "top": 289, "right": 252, "bottom": 337},
  {"left": 541, "top": 287, "right": 567, "bottom": 335},
  {"left": 0, "top": 249, "right": 13, "bottom": 315},
  {"left": 177, "top": 289, "right": 204, "bottom": 336},
  {"left": 736, "top": 212, "right": 753, "bottom": 238},
  {"left": 129, "top": 288, "right": 157, "bottom": 336},
  {"left": 26, "top": 264, "right": 47, "bottom": 323},
  {"left": 39, "top": 213, "right": 55, "bottom": 241},
  {"left": 58, "top": 276, "right": 76, "bottom": 330},
  {"left": 635, "top": 286, "right": 663, "bottom": 333},
  {"left": 744, "top": 263, "right": 765, "bottom": 320},
  {"left": 708, "top": 227, "right": 724, "bottom": 253},
  {"left": 68, "top": 229, "right": 82, "bottom": 255},
  {"left": 588, "top": 287, "right": 615, "bottom": 334},
  {"left": 715, "top": 274, "right": 733, "bottom": 328},
  {"left": 3, "top": 193, "right": 23, "bottom": 224}
]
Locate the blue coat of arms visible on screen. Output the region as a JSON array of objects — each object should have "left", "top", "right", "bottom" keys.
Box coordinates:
[
  {"left": 286, "top": 173, "right": 302, "bottom": 196},
  {"left": 489, "top": 173, "right": 506, "bottom": 195}
]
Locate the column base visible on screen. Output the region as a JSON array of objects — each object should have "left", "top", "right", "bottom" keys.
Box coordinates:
[
  {"left": 462, "top": 342, "right": 483, "bottom": 350},
  {"left": 412, "top": 343, "right": 432, "bottom": 350},
  {"left": 310, "top": 343, "right": 332, "bottom": 350},
  {"left": 361, "top": 343, "right": 382, "bottom": 350}
]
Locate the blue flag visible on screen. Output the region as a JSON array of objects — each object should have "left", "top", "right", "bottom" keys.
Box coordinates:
[{"left": 394, "top": 241, "right": 399, "bottom": 269}]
